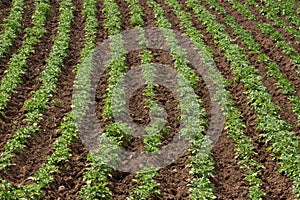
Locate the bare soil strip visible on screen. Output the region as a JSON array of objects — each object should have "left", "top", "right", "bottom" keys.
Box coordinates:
[
  {"left": 177, "top": 0, "right": 296, "bottom": 198},
  {"left": 0, "top": 0, "right": 12, "bottom": 32},
  {"left": 0, "top": 0, "right": 85, "bottom": 185},
  {"left": 0, "top": 0, "right": 34, "bottom": 79},
  {"left": 201, "top": 0, "right": 300, "bottom": 140},
  {"left": 0, "top": 0, "right": 60, "bottom": 155}
]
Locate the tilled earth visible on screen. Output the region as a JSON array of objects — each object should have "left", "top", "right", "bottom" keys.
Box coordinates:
[{"left": 0, "top": 0, "right": 299, "bottom": 199}]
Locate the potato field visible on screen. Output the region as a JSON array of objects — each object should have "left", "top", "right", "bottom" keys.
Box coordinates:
[{"left": 0, "top": 0, "right": 300, "bottom": 199}]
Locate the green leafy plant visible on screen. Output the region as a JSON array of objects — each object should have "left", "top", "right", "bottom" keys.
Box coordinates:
[
  {"left": 186, "top": 0, "right": 300, "bottom": 197},
  {"left": 0, "top": 0, "right": 74, "bottom": 170},
  {"left": 0, "top": 0, "right": 24, "bottom": 58}
]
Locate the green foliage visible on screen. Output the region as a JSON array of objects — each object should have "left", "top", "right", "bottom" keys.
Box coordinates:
[
  {"left": 128, "top": 167, "right": 160, "bottom": 200},
  {"left": 186, "top": 0, "right": 300, "bottom": 197},
  {"left": 0, "top": 0, "right": 50, "bottom": 112},
  {"left": 229, "top": 0, "right": 300, "bottom": 73},
  {"left": 206, "top": 0, "right": 300, "bottom": 135},
  {"left": 0, "top": 0, "right": 73, "bottom": 171},
  {"left": 0, "top": 0, "right": 24, "bottom": 58},
  {"left": 149, "top": 0, "right": 216, "bottom": 199},
  {"left": 245, "top": 0, "right": 300, "bottom": 41}
]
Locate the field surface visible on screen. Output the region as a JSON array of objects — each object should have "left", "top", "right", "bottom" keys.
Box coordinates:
[{"left": 0, "top": 0, "right": 300, "bottom": 199}]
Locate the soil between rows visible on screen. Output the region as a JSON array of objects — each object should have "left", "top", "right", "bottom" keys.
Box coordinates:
[
  {"left": 234, "top": 0, "right": 300, "bottom": 97},
  {"left": 0, "top": 0, "right": 35, "bottom": 79},
  {"left": 0, "top": 0, "right": 299, "bottom": 199},
  {"left": 0, "top": 0, "right": 86, "bottom": 187},
  {"left": 247, "top": 0, "right": 300, "bottom": 53},
  {"left": 0, "top": 0, "right": 60, "bottom": 159},
  {"left": 202, "top": 0, "right": 300, "bottom": 139},
  {"left": 0, "top": 0, "right": 12, "bottom": 32},
  {"left": 176, "top": 0, "right": 296, "bottom": 198}
]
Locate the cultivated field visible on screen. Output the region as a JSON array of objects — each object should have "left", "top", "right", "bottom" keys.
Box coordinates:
[{"left": 0, "top": 0, "right": 300, "bottom": 199}]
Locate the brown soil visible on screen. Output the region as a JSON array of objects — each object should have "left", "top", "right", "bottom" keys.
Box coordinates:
[
  {"left": 241, "top": 0, "right": 300, "bottom": 53},
  {"left": 236, "top": 0, "right": 300, "bottom": 89},
  {"left": 202, "top": 0, "right": 300, "bottom": 136},
  {"left": 0, "top": 0, "right": 299, "bottom": 199},
  {"left": 176, "top": 0, "right": 296, "bottom": 199},
  {"left": 0, "top": 0, "right": 60, "bottom": 155},
  {"left": 0, "top": 0, "right": 34, "bottom": 78},
  {"left": 0, "top": 0, "right": 86, "bottom": 188},
  {"left": 0, "top": 0, "right": 12, "bottom": 32}
]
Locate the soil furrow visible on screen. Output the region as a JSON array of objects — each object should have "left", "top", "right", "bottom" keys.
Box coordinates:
[
  {"left": 138, "top": 0, "right": 213, "bottom": 199},
  {"left": 0, "top": 0, "right": 12, "bottom": 32},
  {"left": 41, "top": 0, "right": 109, "bottom": 198},
  {"left": 219, "top": 0, "right": 300, "bottom": 98},
  {"left": 0, "top": 0, "right": 60, "bottom": 154},
  {"left": 157, "top": 0, "right": 251, "bottom": 198},
  {"left": 0, "top": 0, "right": 34, "bottom": 79},
  {"left": 43, "top": 139, "right": 88, "bottom": 200},
  {"left": 0, "top": 0, "right": 85, "bottom": 185},
  {"left": 251, "top": 0, "right": 300, "bottom": 40},
  {"left": 176, "top": 0, "right": 296, "bottom": 198},
  {"left": 201, "top": 1, "right": 300, "bottom": 139},
  {"left": 240, "top": 0, "right": 300, "bottom": 54}
]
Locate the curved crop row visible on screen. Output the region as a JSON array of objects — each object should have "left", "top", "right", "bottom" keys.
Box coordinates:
[
  {"left": 0, "top": 0, "right": 75, "bottom": 197},
  {"left": 0, "top": 0, "right": 99, "bottom": 198},
  {"left": 148, "top": 0, "right": 216, "bottom": 198},
  {"left": 0, "top": 0, "right": 50, "bottom": 112},
  {"left": 79, "top": 0, "right": 128, "bottom": 198},
  {"left": 186, "top": 0, "right": 300, "bottom": 197},
  {"left": 204, "top": 0, "right": 300, "bottom": 125},
  {"left": 227, "top": 0, "right": 300, "bottom": 74},
  {"left": 125, "top": 0, "right": 162, "bottom": 198},
  {"left": 0, "top": 0, "right": 24, "bottom": 58},
  {"left": 0, "top": 0, "right": 74, "bottom": 170},
  {"left": 162, "top": 0, "right": 265, "bottom": 198},
  {"left": 245, "top": 0, "right": 300, "bottom": 39}
]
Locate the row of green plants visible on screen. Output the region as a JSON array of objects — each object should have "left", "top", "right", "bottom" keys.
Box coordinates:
[
  {"left": 0, "top": 0, "right": 24, "bottom": 58},
  {"left": 81, "top": 0, "right": 169, "bottom": 198},
  {"left": 186, "top": 0, "right": 300, "bottom": 197},
  {"left": 204, "top": 0, "right": 300, "bottom": 127},
  {"left": 0, "top": 0, "right": 50, "bottom": 112},
  {"left": 148, "top": 0, "right": 216, "bottom": 199},
  {"left": 0, "top": 0, "right": 76, "bottom": 198},
  {"left": 125, "top": 0, "right": 162, "bottom": 198},
  {"left": 163, "top": 0, "right": 265, "bottom": 198},
  {"left": 226, "top": 0, "right": 300, "bottom": 74},
  {"left": 257, "top": 22, "right": 300, "bottom": 71},
  {"left": 245, "top": 0, "right": 300, "bottom": 36},
  {"left": 78, "top": 0, "right": 128, "bottom": 198},
  {"left": 0, "top": 0, "right": 73, "bottom": 171}
]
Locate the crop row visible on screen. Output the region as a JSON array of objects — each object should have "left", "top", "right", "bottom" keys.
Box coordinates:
[
  {"left": 78, "top": 0, "right": 127, "bottom": 198},
  {"left": 0, "top": 0, "right": 24, "bottom": 58},
  {"left": 162, "top": 0, "right": 265, "bottom": 198},
  {"left": 0, "top": 0, "right": 50, "bottom": 167},
  {"left": 125, "top": 0, "right": 162, "bottom": 198},
  {"left": 0, "top": 0, "right": 73, "bottom": 171},
  {"left": 0, "top": 0, "right": 93, "bottom": 198},
  {"left": 0, "top": 0, "right": 51, "bottom": 112},
  {"left": 245, "top": 0, "right": 300, "bottom": 36},
  {"left": 227, "top": 0, "right": 300, "bottom": 74},
  {"left": 148, "top": 0, "right": 217, "bottom": 198},
  {"left": 204, "top": 0, "right": 300, "bottom": 125},
  {"left": 186, "top": 0, "right": 300, "bottom": 197}
]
